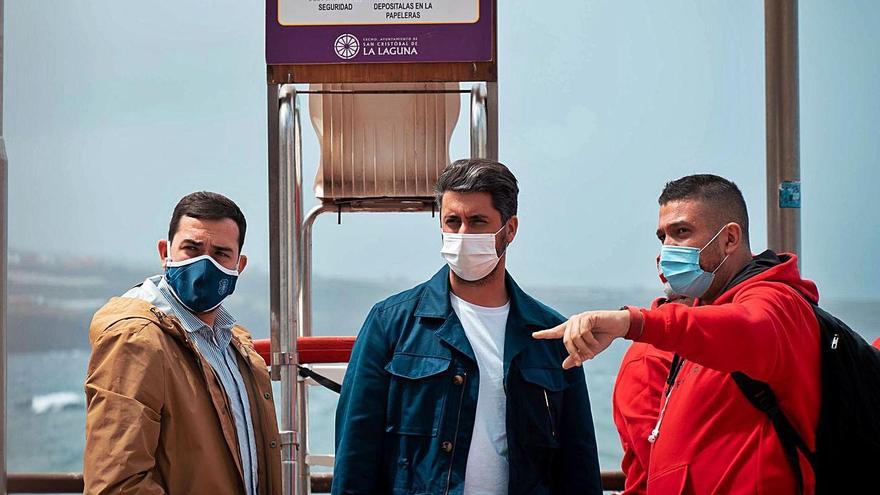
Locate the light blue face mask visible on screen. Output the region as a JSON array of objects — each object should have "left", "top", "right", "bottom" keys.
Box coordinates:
[{"left": 658, "top": 226, "right": 730, "bottom": 299}]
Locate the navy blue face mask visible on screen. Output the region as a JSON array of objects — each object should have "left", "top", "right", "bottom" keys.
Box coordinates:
[{"left": 164, "top": 251, "right": 239, "bottom": 314}]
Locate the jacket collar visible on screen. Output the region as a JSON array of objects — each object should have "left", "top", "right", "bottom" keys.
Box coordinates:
[
  {"left": 414, "top": 266, "right": 560, "bottom": 367},
  {"left": 92, "top": 296, "right": 251, "bottom": 360}
]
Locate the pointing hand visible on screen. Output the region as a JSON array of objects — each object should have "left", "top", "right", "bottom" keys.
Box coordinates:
[{"left": 532, "top": 310, "right": 631, "bottom": 369}]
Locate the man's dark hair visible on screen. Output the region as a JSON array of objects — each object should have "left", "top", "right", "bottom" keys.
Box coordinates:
[
  {"left": 168, "top": 191, "right": 247, "bottom": 250},
  {"left": 659, "top": 174, "right": 750, "bottom": 242},
  {"left": 434, "top": 159, "right": 519, "bottom": 223}
]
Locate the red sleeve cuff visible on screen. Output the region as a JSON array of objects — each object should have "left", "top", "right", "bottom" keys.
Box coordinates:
[{"left": 623, "top": 306, "right": 645, "bottom": 341}]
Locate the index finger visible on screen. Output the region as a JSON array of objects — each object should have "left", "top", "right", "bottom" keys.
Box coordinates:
[{"left": 532, "top": 322, "right": 566, "bottom": 340}]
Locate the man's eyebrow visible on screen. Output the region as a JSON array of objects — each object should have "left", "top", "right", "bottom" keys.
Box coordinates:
[
  {"left": 179, "top": 239, "right": 204, "bottom": 246},
  {"left": 467, "top": 214, "right": 489, "bottom": 221},
  {"left": 657, "top": 220, "right": 694, "bottom": 237},
  {"left": 668, "top": 221, "right": 693, "bottom": 229},
  {"left": 213, "top": 245, "right": 234, "bottom": 253},
  {"left": 661, "top": 221, "right": 695, "bottom": 233}
]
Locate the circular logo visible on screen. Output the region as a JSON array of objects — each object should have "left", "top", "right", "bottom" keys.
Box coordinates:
[
  {"left": 334, "top": 34, "right": 359, "bottom": 60},
  {"left": 218, "top": 279, "right": 229, "bottom": 295}
]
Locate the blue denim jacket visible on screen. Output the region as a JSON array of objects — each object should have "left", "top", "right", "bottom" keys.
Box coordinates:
[{"left": 333, "top": 267, "right": 602, "bottom": 495}]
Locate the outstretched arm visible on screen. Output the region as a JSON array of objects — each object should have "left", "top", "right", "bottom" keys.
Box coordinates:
[{"left": 533, "top": 283, "right": 817, "bottom": 383}]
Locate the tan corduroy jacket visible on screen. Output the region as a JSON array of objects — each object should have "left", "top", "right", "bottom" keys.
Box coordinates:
[{"left": 84, "top": 297, "right": 282, "bottom": 495}]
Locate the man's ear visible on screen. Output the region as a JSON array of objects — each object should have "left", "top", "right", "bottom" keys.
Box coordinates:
[
  {"left": 158, "top": 239, "right": 169, "bottom": 268},
  {"left": 505, "top": 216, "right": 519, "bottom": 244},
  {"left": 237, "top": 254, "right": 248, "bottom": 274},
  {"left": 723, "top": 223, "right": 742, "bottom": 255}
]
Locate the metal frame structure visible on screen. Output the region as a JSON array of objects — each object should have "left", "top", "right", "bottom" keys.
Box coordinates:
[
  {"left": 269, "top": 84, "right": 306, "bottom": 495},
  {"left": 268, "top": 80, "right": 498, "bottom": 495}
]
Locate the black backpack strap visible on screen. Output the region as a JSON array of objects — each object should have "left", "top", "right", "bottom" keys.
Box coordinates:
[
  {"left": 297, "top": 364, "right": 342, "bottom": 394},
  {"left": 731, "top": 372, "right": 816, "bottom": 494},
  {"left": 664, "top": 353, "right": 684, "bottom": 396}
]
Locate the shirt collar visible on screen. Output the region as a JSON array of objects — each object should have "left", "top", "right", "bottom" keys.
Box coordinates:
[
  {"left": 414, "top": 265, "right": 561, "bottom": 329},
  {"left": 128, "top": 274, "right": 237, "bottom": 336}
]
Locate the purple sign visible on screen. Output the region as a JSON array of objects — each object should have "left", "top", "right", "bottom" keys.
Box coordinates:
[{"left": 266, "top": 0, "right": 494, "bottom": 65}]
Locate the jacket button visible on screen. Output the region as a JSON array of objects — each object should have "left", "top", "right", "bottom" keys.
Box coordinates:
[
  {"left": 263, "top": 392, "right": 271, "bottom": 400},
  {"left": 452, "top": 374, "right": 465, "bottom": 386},
  {"left": 441, "top": 441, "right": 453, "bottom": 453},
  {"left": 269, "top": 440, "right": 277, "bottom": 448}
]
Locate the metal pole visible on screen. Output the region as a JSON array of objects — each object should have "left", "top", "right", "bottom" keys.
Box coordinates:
[
  {"left": 470, "top": 83, "right": 488, "bottom": 159},
  {"left": 276, "top": 85, "right": 303, "bottom": 495},
  {"left": 268, "top": 84, "right": 282, "bottom": 383},
  {"left": 296, "top": 204, "right": 330, "bottom": 495},
  {"left": 301, "top": 204, "right": 330, "bottom": 346},
  {"left": 764, "top": 0, "right": 801, "bottom": 258},
  {"left": 289, "top": 91, "right": 310, "bottom": 495},
  {"left": 1, "top": 0, "right": 8, "bottom": 492},
  {"left": 486, "top": 81, "right": 499, "bottom": 161}
]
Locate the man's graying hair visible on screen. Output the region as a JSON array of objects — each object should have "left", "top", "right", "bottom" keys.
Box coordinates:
[{"left": 435, "top": 159, "right": 519, "bottom": 223}]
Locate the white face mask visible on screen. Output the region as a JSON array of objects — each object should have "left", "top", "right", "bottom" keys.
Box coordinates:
[{"left": 440, "top": 224, "right": 507, "bottom": 282}]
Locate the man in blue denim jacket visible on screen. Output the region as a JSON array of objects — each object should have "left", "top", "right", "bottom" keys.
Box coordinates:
[{"left": 333, "top": 159, "right": 602, "bottom": 495}]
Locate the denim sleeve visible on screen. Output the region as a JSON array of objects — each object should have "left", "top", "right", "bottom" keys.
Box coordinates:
[
  {"left": 558, "top": 368, "right": 603, "bottom": 494},
  {"left": 332, "top": 305, "right": 393, "bottom": 495}
]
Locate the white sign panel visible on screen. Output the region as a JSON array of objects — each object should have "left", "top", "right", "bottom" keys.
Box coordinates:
[{"left": 278, "top": 1, "right": 480, "bottom": 26}]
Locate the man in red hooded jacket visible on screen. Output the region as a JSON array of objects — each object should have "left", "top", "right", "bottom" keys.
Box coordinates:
[
  {"left": 612, "top": 341, "right": 673, "bottom": 494},
  {"left": 613, "top": 296, "right": 691, "bottom": 494},
  {"left": 536, "top": 174, "right": 822, "bottom": 494}
]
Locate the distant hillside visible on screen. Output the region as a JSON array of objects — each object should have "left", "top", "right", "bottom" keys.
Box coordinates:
[
  {"left": 7, "top": 251, "right": 419, "bottom": 353},
  {"left": 9, "top": 251, "right": 878, "bottom": 353},
  {"left": 7, "top": 251, "right": 660, "bottom": 353}
]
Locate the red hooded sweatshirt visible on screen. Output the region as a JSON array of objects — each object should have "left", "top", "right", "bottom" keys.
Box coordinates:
[
  {"left": 626, "top": 252, "right": 821, "bottom": 494},
  {"left": 873, "top": 337, "right": 880, "bottom": 349},
  {"left": 613, "top": 341, "right": 674, "bottom": 494}
]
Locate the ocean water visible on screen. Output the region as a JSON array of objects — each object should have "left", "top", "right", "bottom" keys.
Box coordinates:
[{"left": 7, "top": 285, "right": 879, "bottom": 483}]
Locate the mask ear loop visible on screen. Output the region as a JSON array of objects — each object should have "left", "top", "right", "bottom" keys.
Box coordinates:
[
  {"left": 699, "top": 225, "right": 728, "bottom": 253},
  {"left": 164, "top": 240, "right": 173, "bottom": 265},
  {"left": 495, "top": 221, "right": 511, "bottom": 259},
  {"left": 711, "top": 253, "right": 731, "bottom": 274},
  {"left": 233, "top": 252, "right": 243, "bottom": 275},
  {"left": 699, "top": 225, "right": 733, "bottom": 274}
]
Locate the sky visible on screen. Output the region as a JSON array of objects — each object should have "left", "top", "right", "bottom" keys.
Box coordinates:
[{"left": 4, "top": 0, "right": 879, "bottom": 300}]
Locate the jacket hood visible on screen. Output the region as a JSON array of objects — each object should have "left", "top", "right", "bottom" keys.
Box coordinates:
[{"left": 715, "top": 250, "right": 819, "bottom": 304}]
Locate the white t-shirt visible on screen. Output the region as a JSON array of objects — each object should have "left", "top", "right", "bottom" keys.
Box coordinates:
[{"left": 450, "top": 293, "right": 511, "bottom": 495}]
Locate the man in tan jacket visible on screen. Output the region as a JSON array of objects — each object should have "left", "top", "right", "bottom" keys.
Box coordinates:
[{"left": 84, "top": 191, "right": 281, "bottom": 495}]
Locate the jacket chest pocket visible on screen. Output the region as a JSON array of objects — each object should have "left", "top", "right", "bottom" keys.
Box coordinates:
[
  {"left": 517, "top": 367, "right": 566, "bottom": 448},
  {"left": 384, "top": 353, "right": 452, "bottom": 437}
]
